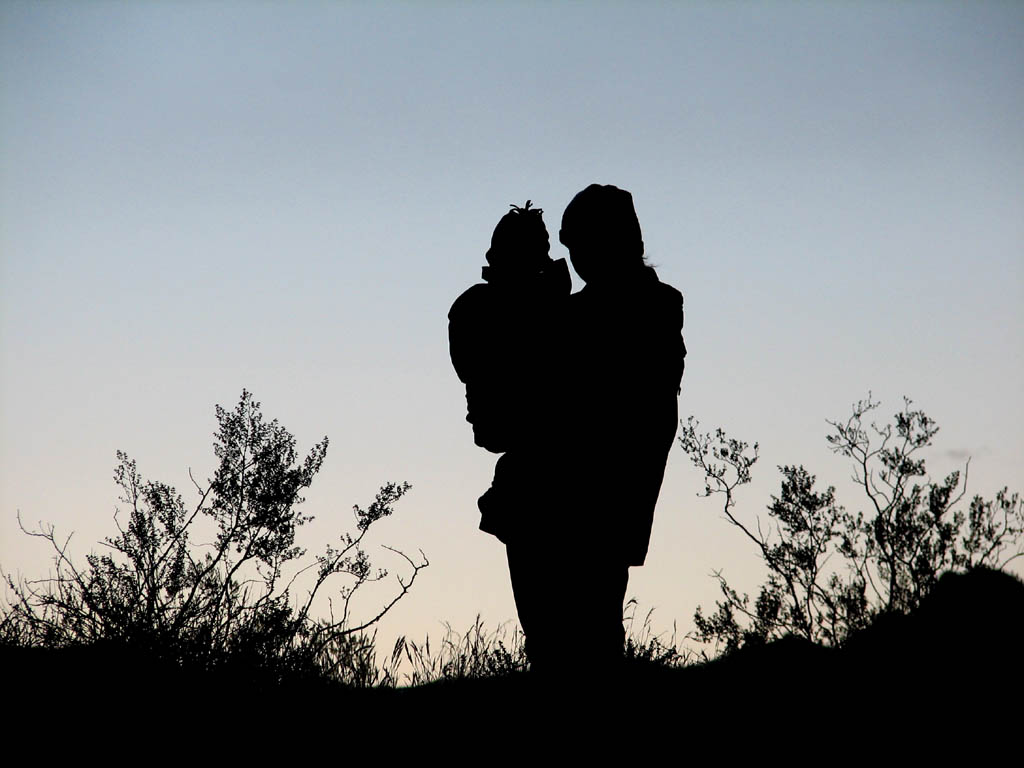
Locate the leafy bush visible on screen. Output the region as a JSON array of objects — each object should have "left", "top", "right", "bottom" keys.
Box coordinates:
[
  {"left": 680, "top": 395, "right": 1023, "bottom": 656},
  {"left": 1, "top": 391, "right": 427, "bottom": 685}
]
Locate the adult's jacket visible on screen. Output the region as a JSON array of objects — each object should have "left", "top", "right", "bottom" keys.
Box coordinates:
[{"left": 565, "top": 266, "right": 685, "bottom": 566}]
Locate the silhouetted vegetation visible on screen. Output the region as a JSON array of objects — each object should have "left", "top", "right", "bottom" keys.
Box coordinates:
[
  {"left": 1, "top": 391, "right": 427, "bottom": 687},
  {"left": 390, "top": 617, "right": 529, "bottom": 685},
  {"left": 329, "top": 604, "right": 688, "bottom": 690},
  {"left": 4, "top": 392, "right": 1021, "bottom": 715},
  {"left": 680, "top": 395, "right": 1023, "bottom": 656}
]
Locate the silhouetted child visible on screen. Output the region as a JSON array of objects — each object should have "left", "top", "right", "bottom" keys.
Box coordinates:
[{"left": 448, "top": 201, "right": 570, "bottom": 541}]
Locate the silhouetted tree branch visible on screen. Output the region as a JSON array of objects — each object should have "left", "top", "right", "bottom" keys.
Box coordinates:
[
  {"left": 1, "top": 391, "right": 426, "bottom": 684},
  {"left": 680, "top": 395, "right": 1024, "bottom": 657}
]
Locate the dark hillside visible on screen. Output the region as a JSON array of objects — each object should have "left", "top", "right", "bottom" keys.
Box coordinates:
[{"left": 6, "top": 568, "right": 1020, "bottom": 743}]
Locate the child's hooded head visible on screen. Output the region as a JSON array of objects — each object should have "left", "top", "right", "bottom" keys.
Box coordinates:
[{"left": 485, "top": 201, "right": 551, "bottom": 275}]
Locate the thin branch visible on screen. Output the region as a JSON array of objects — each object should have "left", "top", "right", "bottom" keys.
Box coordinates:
[{"left": 328, "top": 547, "right": 429, "bottom": 639}]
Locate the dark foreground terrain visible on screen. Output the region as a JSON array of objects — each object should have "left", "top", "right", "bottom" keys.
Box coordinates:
[{"left": 5, "top": 568, "right": 1022, "bottom": 746}]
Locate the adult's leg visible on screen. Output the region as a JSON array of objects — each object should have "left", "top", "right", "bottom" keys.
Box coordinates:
[
  {"left": 574, "top": 560, "right": 629, "bottom": 669},
  {"left": 506, "top": 542, "right": 629, "bottom": 675},
  {"left": 506, "top": 542, "right": 560, "bottom": 673}
]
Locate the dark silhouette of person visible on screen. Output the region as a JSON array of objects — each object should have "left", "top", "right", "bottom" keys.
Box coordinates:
[
  {"left": 504, "top": 185, "right": 686, "bottom": 675},
  {"left": 448, "top": 202, "right": 571, "bottom": 543},
  {"left": 449, "top": 187, "right": 685, "bottom": 677}
]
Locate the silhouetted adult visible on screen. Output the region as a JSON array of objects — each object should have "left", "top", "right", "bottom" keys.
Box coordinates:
[{"left": 503, "top": 184, "right": 686, "bottom": 674}]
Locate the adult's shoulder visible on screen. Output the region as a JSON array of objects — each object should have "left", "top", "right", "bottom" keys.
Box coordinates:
[
  {"left": 634, "top": 266, "right": 679, "bottom": 299},
  {"left": 628, "top": 270, "right": 684, "bottom": 327},
  {"left": 655, "top": 275, "right": 683, "bottom": 301},
  {"left": 649, "top": 277, "right": 683, "bottom": 309},
  {"left": 652, "top": 277, "right": 684, "bottom": 320}
]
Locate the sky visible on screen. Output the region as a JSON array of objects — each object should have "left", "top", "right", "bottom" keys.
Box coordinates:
[{"left": 2, "top": 1, "right": 1022, "bottom": 660}]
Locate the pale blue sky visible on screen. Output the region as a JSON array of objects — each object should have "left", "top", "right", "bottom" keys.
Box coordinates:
[{"left": 2, "top": 1, "right": 1022, "bottom": 653}]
